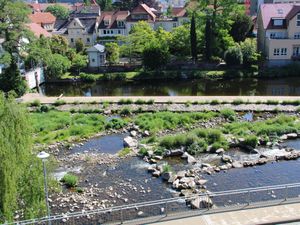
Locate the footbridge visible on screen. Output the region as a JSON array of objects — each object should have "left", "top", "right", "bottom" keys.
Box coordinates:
[{"left": 5, "top": 182, "right": 300, "bottom": 225}]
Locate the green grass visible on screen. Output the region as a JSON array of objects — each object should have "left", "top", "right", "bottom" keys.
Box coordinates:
[
  {"left": 30, "top": 111, "right": 107, "bottom": 144},
  {"left": 134, "top": 111, "right": 217, "bottom": 133},
  {"left": 118, "top": 147, "right": 132, "bottom": 157},
  {"left": 162, "top": 163, "right": 172, "bottom": 173},
  {"left": 220, "top": 108, "right": 236, "bottom": 121},
  {"left": 61, "top": 174, "right": 78, "bottom": 188}
]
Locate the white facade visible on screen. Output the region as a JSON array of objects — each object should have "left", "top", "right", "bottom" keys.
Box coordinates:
[
  {"left": 23, "top": 67, "right": 45, "bottom": 89},
  {"left": 87, "top": 44, "right": 106, "bottom": 68}
]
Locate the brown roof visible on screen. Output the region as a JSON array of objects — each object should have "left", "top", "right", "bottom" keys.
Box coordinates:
[
  {"left": 286, "top": 5, "right": 300, "bottom": 21},
  {"left": 27, "top": 23, "right": 52, "bottom": 38},
  {"left": 131, "top": 3, "right": 156, "bottom": 21},
  {"left": 29, "top": 12, "right": 56, "bottom": 25},
  {"left": 98, "top": 11, "right": 129, "bottom": 29},
  {"left": 172, "top": 7, "right": 187, "bottom": 17}
]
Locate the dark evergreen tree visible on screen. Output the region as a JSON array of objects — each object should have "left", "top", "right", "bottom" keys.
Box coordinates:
[{"left": 190, "top": 13, "right": 197, "bottom": 63}]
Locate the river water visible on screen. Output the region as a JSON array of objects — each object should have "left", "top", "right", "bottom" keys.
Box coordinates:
[{"left": 41, "top": 77, "right": 300, "bottom": 96}]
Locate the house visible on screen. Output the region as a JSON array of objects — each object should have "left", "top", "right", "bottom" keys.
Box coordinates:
[
  {"left": 27, "top": 23, "right": 52, "bottom": 37},
  {"left": 98, "top": 10, "right": 130, "bottom": 40},
  {"left": 257, "top": 3, "right": 300, "bottom": 66},
  {"left": 29, "top": 12, "right": 56, "bottom": 31},
  {"left": 87, "top": 44, "right": 106, "bottom": 68}
]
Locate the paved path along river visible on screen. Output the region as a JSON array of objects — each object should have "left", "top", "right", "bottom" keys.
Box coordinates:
[
  {"left": 152, "top": 202, "right": 300, "bottom": 225},
  {"left": 21, "top": 93, "right": 300, "bottom": 104}
]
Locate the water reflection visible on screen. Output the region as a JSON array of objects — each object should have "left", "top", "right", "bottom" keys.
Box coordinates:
[{"left": 40, "top": 77, "right": 300, "bottom": 96}]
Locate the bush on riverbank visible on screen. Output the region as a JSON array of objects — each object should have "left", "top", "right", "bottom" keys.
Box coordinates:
[{"left": 61, "top": 174, "right": 78, "bottom": 188}]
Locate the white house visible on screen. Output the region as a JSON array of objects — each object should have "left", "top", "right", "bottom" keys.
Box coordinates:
[{"left": 87, "top": 44, "right": 106, "bottom": 68}]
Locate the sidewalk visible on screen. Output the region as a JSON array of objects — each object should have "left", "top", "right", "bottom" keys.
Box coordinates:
[
  {"left": 152, "top": 203, "right": 300, "bottom": 225},
  {"left": 20, "top": 93, "right": 300, "bottom": 104}
]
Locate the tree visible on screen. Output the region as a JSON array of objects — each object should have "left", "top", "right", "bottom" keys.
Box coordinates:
[
  {"left": 224, "top": 45, "right": 243, "bottom": 66},
  {"left": 46, "top": 54, "right": 71, "bottom": 79},
  {"left": 0, "top": 0, "right": 31, "bottom": 96},
  {"left": 230, "top": 13, "right": 253, "bottom": 42},
  {"left": 49, "top": 35, "right": 69, "bottom": 55},
  {"left": 166, "top": 5, "right": 173, "bottom": 17},
  {"left": 142, "top": 41, "right": 170, "bottom": 70},
  {"left": 190, "top": 13, "right": 197, "bottom": 63},
  {"left": 0, "top": 93, "right": 45, "bottom": 222},
  {"left": 45, "top": 4, "right": 69, "bottom": 19},
  {"left": 96, "top": 0, "right": 112, "bottom": 10},
  {"left": 240, "top": 38, "right": 260, "bottom": 66},
  {"left": 72, "top": 53, "right": 87, "bottom": 75},
  {"left": 105, "top": 42, "right": 120, "bottom": 65},
  {"left": 120, "top": 21, "right": 155, "bottom": 62},
  {"left": 75, "top": 39, "right": 84, "bottom": 53},
  {"left": 169, "top": 25, "right": 190, "bottom": 58}
]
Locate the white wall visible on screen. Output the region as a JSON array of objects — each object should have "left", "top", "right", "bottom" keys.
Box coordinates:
[
  {"left": 24, "top": 67, "right": 45, "bottom": 89},
  {"left": 88, "top": 51, "right": 105, "bottom": 67}
]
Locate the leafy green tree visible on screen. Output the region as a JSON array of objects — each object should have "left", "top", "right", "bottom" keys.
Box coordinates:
[
  {"left": 49, "top": 35, "right": 69, "bottom": 55},
  {"left": 47, "top": 54, "right": 71, "bottom": 78},
  {"left": 142, "top": 41, "right": 170, "bottom": 70},
  {"left": 169, "top": 25, "right": 190, "bottom": 58},
  {"left": 0, "top": 0, "right": 31, "bottom": 96},
  {"left": 45, "top": 4, "right": 69, "bottom": 19},
  {"left": 166, "top": 5, "right": 173, "bottom": 17},
  {"left": 96, "top": 0, "right": 113, "bottom": 10},
  {"left": 0, "top": 93, "right": 45, "bottom": 222},
  {"left": 190, "top": 13, "right": 197, "bottom": 63},
  {"left": 120, "top": 21, "right": 155, "bottom": 62},
  {"left": 75, "top": 39, "right": 85, "bottom": 53},
  {"left": 105, "top": 42, "right": 120, "bottom": 65},
  {"left": 72, "top": 53, "right": 87, "bottom": 75},
  {"left": 224, "top": 45, "right": 243, "bottom": 66},
  {"left": 155, "top": 27, "right": 172, "bottom": 47},
  {"left": 240, "top": 38, "right": 259, "bottom": 66},
  {"left": 230, "top": 13, "right": 253, "bottom": 42}
]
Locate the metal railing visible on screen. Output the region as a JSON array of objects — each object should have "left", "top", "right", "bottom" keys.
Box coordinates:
[{"left": 5, "top": 182, "right": 300, "bottom": 225}]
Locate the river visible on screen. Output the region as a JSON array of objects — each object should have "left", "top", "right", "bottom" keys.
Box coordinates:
[{"left": 41, "top": 77, "right": 300, "bottom": 96}]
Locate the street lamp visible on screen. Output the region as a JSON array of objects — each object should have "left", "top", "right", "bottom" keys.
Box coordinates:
[{"left": 37, "top": 151, "right": 51, "bottom": 225}]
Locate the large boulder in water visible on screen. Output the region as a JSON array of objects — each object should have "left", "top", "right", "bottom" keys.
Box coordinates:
[{"left": 123, "top": 136, "right": 138, "bottom": 148}]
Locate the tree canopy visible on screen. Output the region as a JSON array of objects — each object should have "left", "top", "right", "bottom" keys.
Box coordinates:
[{"left": 45, "top": 4, "right": 70, "bottom": 19}]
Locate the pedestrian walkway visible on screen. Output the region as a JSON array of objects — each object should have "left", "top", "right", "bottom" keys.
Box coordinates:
[
  {"left": 151, "top": 203, "right": 300, "bottom": 225},
  {"left": 20, "top": 93, "right": 300, "bottom": 104}
]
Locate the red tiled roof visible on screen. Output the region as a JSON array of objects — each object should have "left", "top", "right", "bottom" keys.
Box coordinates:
[
  {"left": 131, "top": 3, "right": 156, "bottom": 21},
  {"left": 27, "top": 23, "right": 52, "bottom": 38},
  {"left": 29, "top": 12, "right": 56, "bottom": 25},
  {"left": 99, "top": 11, "right": 129, "bottom": 29},
  {"left": 172, "top": 7, "right": 187, "bottom": 17},
  {"left": 259, "top": 4, "right": 296, "bottom": 29}
]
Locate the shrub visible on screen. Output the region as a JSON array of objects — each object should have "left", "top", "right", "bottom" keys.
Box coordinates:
[
  {"left": 76, "top": 187, "right": 84, "bottom": 193},
  {"left": 40, "top": 105, "right": 50, "bottom": 112},
  {"left": 244, "top": 135, "right": 258, "bottom": 148},
  {"left": 105, "top": 118, "right": 127, "bottom": 130},
  {"left": 220, "top": 108, "right": 235, "bottom": 121},
  {"left": 79, "top": 73, "right": 97, "bottom": 82},
  {"left": 240, "top": 38, "right": 259, "bottom": 67},
  {"left": 146, "top": 99, "right": 155, "bottom": 105},
  {"left": 162, "top": 163, "right": 172, "bottom": 173},
  {"left": 154, "top": 147, "right": 166, "bottom": 156},
  {"left": 118, "top": 99, "right": 133, "bottom": 105},
  {"left": 210, "top": 100, "right": 220, "bottom": 105},
  {"left": 120, "top": 107, "right": 131, "bottom": 116},
  {"left": 185, "top": 101, "right": 192, "bottom": 107},
  {"left": 61, "top": 174, "right": 78, "bottom": 188},
  {"left": 135, "top": 99, "right": 146, "bottom": 105},
  {"left": 224, "top": 45, "right": 243, "bottom": 66},
  {"left": 232, "top": 99, "right": 244, "bottom": 105},
  {"left": 167, "top": 100, "right": 173, "bottom": 105},
  {"left": 53, "top": 99, "right": 66, "bottom": 106},
  {"left": 138, "top": 147, "right": 148, "bottom": 156},
  {"left": 118, "top": 147, "right": 132, "bottom": 157},
  {"left": 30, "top": 99, "right": 41, "bottom": 107},
  {"left": 187, "top": 141, "right": 206, "bottom": 155},
  {"left": 266, "top": 100, "right": 279, "bottom": 105}
]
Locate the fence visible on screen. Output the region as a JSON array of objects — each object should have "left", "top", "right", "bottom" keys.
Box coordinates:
[{"left": 6, "top": 182, "right": 300, "bottom": 225}]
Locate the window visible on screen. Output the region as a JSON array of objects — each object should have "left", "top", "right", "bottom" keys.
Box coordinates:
[
  {"left": 74, "top": 22, "right": 76, "bottom": 26},
  {"left": 92, "top": 58, "right": 95, "bottom": 62},
  {"left": 117, "top": 21, "right": 124, "bottom": 27},
  {"left": 297, "top": 14, "right": 300, "bottom": 26},
  {"left": 270, "top": 33, "right": 276, "bottom": 39},
  {"left": 294, "top": 33, "right": 300, "bottom": 39},
  {"left": 273, "top": 48, "right": 280, "bottom": 56},
  {"left": 293, "top": 46, "right": 300, "bottom": 56},
  {"left": 87, "top": 38, "right": 90, "bottom": 43},
  {"left": 281, "top": 48, "right": 287, "bottom": 55},
  {"left": 70, "top": 38, "right": 74, "bottom": 43},
  {"left": 273, "top": 19, "right": 283, "bottom": 26},
  {"left": 110, "top": 30, "right": 113, "bottom": 34},
  {"left": 104, "top": 20, "right": 110, "bottom": 26},
  {"left": 118, "top": 30, "right": 121, "bottom": 34},
  {"left": 173, "top": 23, "right": 177, "bottom": 28},
  {"left": 103, "top": 30, "right": 106, "bottom": 34}
]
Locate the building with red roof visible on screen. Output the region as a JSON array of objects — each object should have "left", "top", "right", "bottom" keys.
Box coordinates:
[
  {"left": 257, "top": 3, "right": 300, "bottom": 66},
  {"left": 29, "top": 12, "right": 56, "bottom": 31},
  {"left": 27, "top": 23, "right": 52, "bottom": 38}
]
